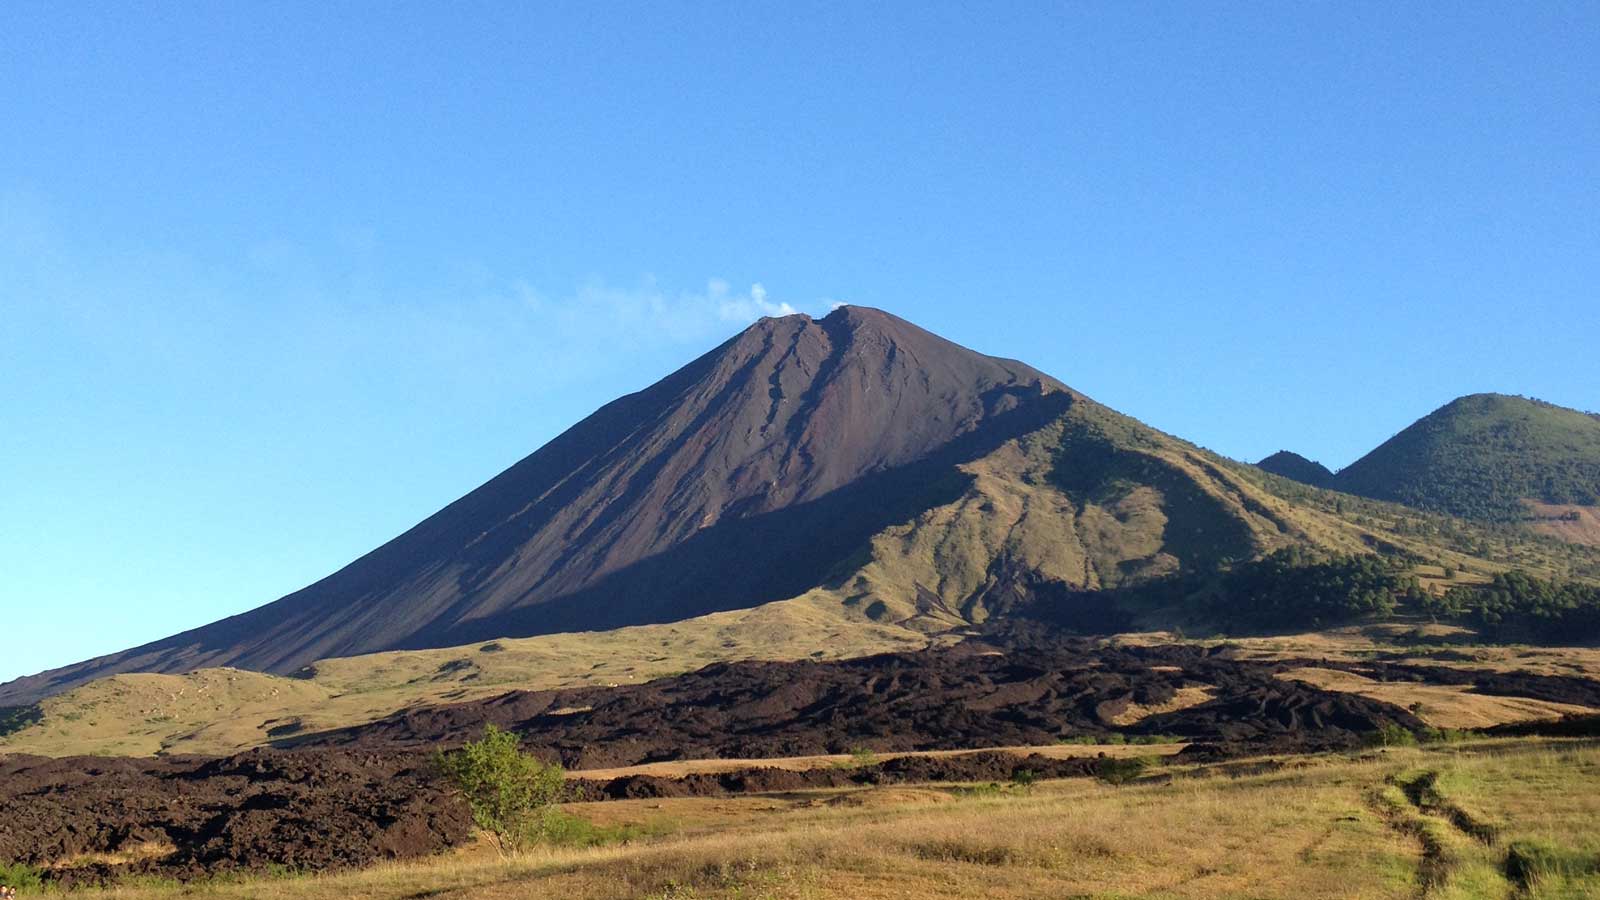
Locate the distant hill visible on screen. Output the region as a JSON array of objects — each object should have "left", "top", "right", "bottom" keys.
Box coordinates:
[
  {"left": 1256, "top": 451, "right": 1333, "bottom": 487},
  {"left": 1332, "top": 394, "right": 1600, "bottom": 522},
  {"left": 4, "top": 307, "right": 1383, "bottom": 706}
]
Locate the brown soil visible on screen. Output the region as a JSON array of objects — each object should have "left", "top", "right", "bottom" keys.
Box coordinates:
[{"left": 1524, "top": 501, "right": 1600, "bottom": 547}]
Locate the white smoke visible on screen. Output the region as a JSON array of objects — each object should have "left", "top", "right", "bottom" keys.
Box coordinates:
[{"left": 712, "top": 279, "right": 799, "bottom": 321}]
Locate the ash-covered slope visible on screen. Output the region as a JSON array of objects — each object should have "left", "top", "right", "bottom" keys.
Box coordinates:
[{"left": 3, "top": 307, "right": 1067, "bottom": 702}]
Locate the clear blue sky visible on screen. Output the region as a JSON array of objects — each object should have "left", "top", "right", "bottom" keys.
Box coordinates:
[{"left": 3, "top": 3, "right": 1597, "bottom": 684}]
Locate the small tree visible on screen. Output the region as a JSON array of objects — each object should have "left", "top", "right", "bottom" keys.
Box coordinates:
[
  {"left": 847, "top": 745, "right": 879, "bottom": 768},
  {"left": 435, "top": 724, "right": 566, "bottom": 855}
]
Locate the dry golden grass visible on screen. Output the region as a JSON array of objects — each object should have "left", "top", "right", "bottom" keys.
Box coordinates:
[
  {"left": 1098, "top": 685, "right": 1215, "bottom": 726},
  {"left": 0, "top": 595, "right": 932, "bottom": 758},
  {"left": 1281, "top": 667, "right": 1598, "bottom": 729},
  {"left": 43, "top": 843, "right": 177, "bottom": 872},
  {"left": 1525, "top": 502, "right": 1600, "bottom": 548},
  {"left": 3, "top": 668, "right": 331, "bottom": 757},
  {"left": 49, "top": 738, "right": 1600, "bottom": 900}
]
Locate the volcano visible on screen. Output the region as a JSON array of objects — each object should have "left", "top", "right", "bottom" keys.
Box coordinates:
[{"left": 3, "top": 307, "right": 1360, "bottom": 704}]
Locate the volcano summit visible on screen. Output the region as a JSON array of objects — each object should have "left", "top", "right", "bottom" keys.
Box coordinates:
[{"left": 3, "top": 307, "right": 1380, "bottom": 704}]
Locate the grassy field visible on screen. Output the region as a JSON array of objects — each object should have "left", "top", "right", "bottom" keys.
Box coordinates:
[
  {"left": 27, "top": 738, "right": 1598, "bottom": 900},
  {"left": 1281, "top": 667, "right": 1596, "bottom": 729},
  {"left": 0, "top": 595, "right": 933, "bottom": 757}
]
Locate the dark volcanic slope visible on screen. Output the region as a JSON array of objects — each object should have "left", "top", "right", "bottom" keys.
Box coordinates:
[
  {"left": 1255, "top": 450, "right": 1333, "bottom": 487},
  {"left": 4, "top": 307, "right": 1065, "bottom": 703},
  {"left": 1332, "top": 393, "right": 1600, "bottom": 521}
]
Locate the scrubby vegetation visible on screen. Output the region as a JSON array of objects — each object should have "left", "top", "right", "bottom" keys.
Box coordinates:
[
  {"left": 0, "top": 706, "right": 42, "bottom": 739},
  {"left": 1089, "top": 548, "right": 1426, "bottom": 634},
  {"left": 1091, "top": 756, "right": 1154, "bottom": 785},
  {"left": 1423, "top": 570, "right": 1600, "bottom": 643},
  {"left": 1255, "top": 450, "right": 1333, "bottom": 487},
  {"left": 1058, "top": 544, "right": 1600, "bottom": 645},
  {"left": 1332, "top": 394, "right": 1600, "bottom": 522},
  {"left": 1224, "top": 450, "right": 1600, "bottom": 583},
  {"left": 1201, "top": 548, "right": 1426, "bottom": 632},
  {"left": 434, "top": 725, "right": 568, "bottom": 854},
  {"left": 0, "top": 862, "right": 43, "bottom": 893},
  {"left": 1366, "top": 722, "right": 1420, "bottom": 748},
  {"left": 843, "top": 746, "right": 879, "bottom": 769}
]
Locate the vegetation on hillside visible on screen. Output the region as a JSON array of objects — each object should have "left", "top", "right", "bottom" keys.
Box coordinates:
[
  {"left": 1332, "top": 394, "right": 1600, "bottom": 522},
  {"left": 1424, "top": 570, "right": 1600, "bottom": 644},
  {"left": 1255, "top": 450, "right": 1333, "bottom": 487},
  {"left": 0, "top": 706, "right": 42, "bottom": 738},
  {"left": 1201, "top": 548, "right": 1426, "bottom": 632},
  {"left": 1224, "top": 453, "right": 1600, "bottom": 583},
  {"left": 1093, "top": 548, "right": 1426, "bottom": 633},
  {"left": 1057, "top": 540, "right": 1600, "bottom": 645}
]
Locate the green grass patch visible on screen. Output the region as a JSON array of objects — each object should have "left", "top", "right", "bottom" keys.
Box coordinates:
[
  {"left": 542, "top": 810, "right": 675, "bottom": 848},
  {"left": 0, "top": 861, "right": 44, "bottom": 891},
  {"left": 1504, "top": 839, "right": 1599, "bottom": 891}
]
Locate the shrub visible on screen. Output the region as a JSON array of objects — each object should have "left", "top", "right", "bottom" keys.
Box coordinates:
[
  {"left": 1010, "top": 768, "right": 1038, "bottom": 792},
  {"left": 1420, "top": 726, "right": 1474, "bottom": 744},
  {"left": 1094, "top": 756, "right": 1153, "bottom": 785},
  {"left": 434, "top": 724, "right": 567, "bottom": 854},
  {"left": 1366, "top": 722, "right": 1419, "bottom": 748},
  {"left": 0, "top": 861, "right": 44, "bottom": 892}
]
